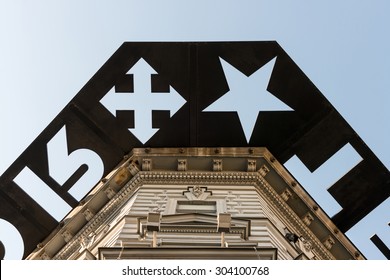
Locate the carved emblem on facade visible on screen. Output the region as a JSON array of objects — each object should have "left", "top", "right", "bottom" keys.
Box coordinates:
[
  {"left": 192, "top": 186, "right": 203, "bottom": 198},
  {"left": 183, "top": 186, "right": 212, "bottom": 200},
  {"left": 80, "top": 232, "right": 96, "bottom": 251},
  {"left": 296, "top": 236, "right": 315, "bottom": 259}
]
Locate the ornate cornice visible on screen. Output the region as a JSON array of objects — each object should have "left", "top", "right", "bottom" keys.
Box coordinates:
[
  {"left": 253, "top": 174, "right": 335, "bottom": 260},
  {"left": 53, "top": 174, "right": 142, "bottom": 259},
  {"left": 54, "top": 170, "right": 333, "bottom": 260},
  {"left": 29, "top": 147, "right": 360, "bottom": 260},
  {"left": 137, "top": 170, "right": 335, "bottom": 259}
]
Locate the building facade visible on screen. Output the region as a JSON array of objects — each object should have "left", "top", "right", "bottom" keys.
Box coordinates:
[{"left": 26, "top": 147, "right": 364, "bottom": 260}]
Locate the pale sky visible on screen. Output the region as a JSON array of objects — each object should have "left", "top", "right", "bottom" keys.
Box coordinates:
[{"left": 0, "top": 0, "right": 389, "bottom": 259}]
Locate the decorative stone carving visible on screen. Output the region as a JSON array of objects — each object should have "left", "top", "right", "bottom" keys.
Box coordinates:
[
  {"left": 192, "top": 186, "right": 203, "bottom": 198},
  {"left": 213, "top": 159, "right": 222, "bottom": 171},
  {"left": 94, "top": 225, "right": 110, "bottom": 243},
  {"left": 280, "top": 188, "right": 292, "bottom": 202},
  {"left": 114, "top": 167, "right": 131, "bottom": 186},
  {"left": 52, "top": 168, "right": 334, "bottom": 260},
  {"left": 302, "top": 212, "right": 314, "bottom": 226},
  {"left": 302, "top": 239, "right": 313, "bottom": 251},
  {"left": 40, "top": 252, "right": 51, "bottom": 260},
  {"left": 177, "top": 159, "right": 187, "bottom": 171},
  {"left": 247, "top": 159, "right": 257, "bottom": 172},
  {"left": 61, "top": 230, "right": 73, "bottom": 243},
  {"left": 142, "top": 159, "right": 152, "bottom": 171},
  {"left": 104, "top": 187, "right": 116, "bottom": 199},
  {"left": 128, "top": 162, "right": 139, "bottom": 176},
  {"left": 323, "top": 235, "right": 335, "bottom": 250},
  {"left": 297, "top": 237, "right": 315, "bottom": 259},
  {"left": 183, "top": 186, "right": 212, "bottom": 200},
  {"left": 258, "top": 164, "right": 270, "bottom": 177},
  {"left": 80, "top": 232, "right": 96, "bottom": 251},
  {"left": 83, "top": 208, "right": 95, "bottom": 221}
]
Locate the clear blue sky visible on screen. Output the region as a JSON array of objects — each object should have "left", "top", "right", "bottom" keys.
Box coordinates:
[{"left": 0, "top": 0, "right": 389, "bottom": 259}]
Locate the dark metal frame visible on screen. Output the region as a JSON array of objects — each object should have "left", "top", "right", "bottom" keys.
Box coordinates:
[{"left": 0, "top": 42, "right": 388, "bottom": 258}]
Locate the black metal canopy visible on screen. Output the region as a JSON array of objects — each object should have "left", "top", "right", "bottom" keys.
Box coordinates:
[{"left": 0, "top": 42, "right": 389, "bottom": 258}]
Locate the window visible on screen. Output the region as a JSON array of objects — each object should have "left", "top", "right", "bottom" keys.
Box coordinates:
[{"left": 176, "top": 201, "right": 217, "bottom": 214}]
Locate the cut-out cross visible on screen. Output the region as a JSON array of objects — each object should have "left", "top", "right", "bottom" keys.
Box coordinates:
[{"left": 100, "top": 58, "right": 186, "bottom": 144}]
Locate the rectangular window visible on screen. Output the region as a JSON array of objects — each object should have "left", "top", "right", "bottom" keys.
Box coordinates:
[{"left": 176, "top": 200, "right": 216, "bottom": 214}]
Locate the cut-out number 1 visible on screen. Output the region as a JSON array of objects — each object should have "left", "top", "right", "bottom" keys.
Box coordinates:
[{"left": 14, "top": 126, "right": 104, "bottom": 221}]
